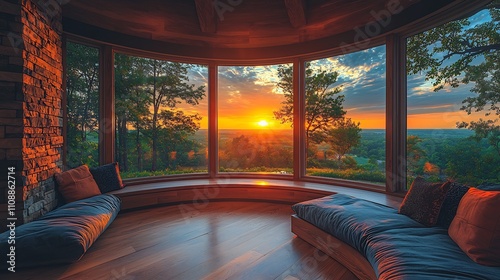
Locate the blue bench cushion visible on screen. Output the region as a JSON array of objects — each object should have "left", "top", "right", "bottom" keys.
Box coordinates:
[
  {"left": 292, "top": 194, "right": 500, "bottom": 279},
  {"left": 0, "top": 194, "right": 121, "bottom": 269}
]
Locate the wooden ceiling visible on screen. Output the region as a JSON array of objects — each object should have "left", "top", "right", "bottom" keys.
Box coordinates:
[{"left": 62, "top": 0, "right": 455, "bottom": 59}]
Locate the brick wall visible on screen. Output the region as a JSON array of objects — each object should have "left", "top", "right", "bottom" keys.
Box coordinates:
[{"left": 0, "top": 0, "right": 63, "bottom": 226}]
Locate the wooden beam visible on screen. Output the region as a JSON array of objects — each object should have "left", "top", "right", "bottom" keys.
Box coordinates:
[
  {"left": 284, "top": 0, "right": 306, "bottom": 28},
  {"left": 208, "top": 62, "right": 218, "bottom": 177},
  {"left": 194, "top": 0, "right": 217, "bottom": 33},
  {"left": 386, "top": 34, "right": 407, "bottom": 193},
  {"left": 293, "top": 58, "right": 306, "bottom": 180}
]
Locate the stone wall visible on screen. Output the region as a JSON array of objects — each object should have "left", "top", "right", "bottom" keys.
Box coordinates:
[{"left": 0, "top": 0, "right": 63, "bottom": 226}]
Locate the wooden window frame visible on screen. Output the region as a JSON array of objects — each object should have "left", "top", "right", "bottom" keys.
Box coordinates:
[{"left": 61, "top": 0, "right": 490, "bottom": 193}]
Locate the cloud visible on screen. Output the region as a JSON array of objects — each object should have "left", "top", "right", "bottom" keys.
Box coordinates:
[
  {"left": 181, "top": 40, "right": 483, "bottom": 130},
  {"left": 217, "top": 65, "right": 289, "bottom": 116},
  {"left": 309, "top": 46, "right": 387, "bottom": 118}
]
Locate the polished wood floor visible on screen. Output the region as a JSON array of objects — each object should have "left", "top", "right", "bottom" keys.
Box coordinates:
[{"left": 7, "top": 202, "right": 357, "bottom": 280}]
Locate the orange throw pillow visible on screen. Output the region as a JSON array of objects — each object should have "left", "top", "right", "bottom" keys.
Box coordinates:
[
  {"left": 55, "top": 165, "right": 102, "bottom": 203},
  {"left": 449, "top": 188, "right": 500, "bottom": 266}
]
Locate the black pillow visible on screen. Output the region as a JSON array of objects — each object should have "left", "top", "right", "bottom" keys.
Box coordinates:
[
  {"left": 476, "top": 182, "right": 500, "bottom": 191},
  {"left": 399, "top": 177, "right": 451, "bottom": 226},
  {"left": 436, "top": 182, "right": 469, "bottom": 228},
  {"left": 89, "top": 162, "right": 125, "bottom": 193}
]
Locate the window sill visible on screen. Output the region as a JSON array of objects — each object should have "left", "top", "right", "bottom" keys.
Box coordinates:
[{"left": 110, "top": 178, "right": 403, "bottom": 210}]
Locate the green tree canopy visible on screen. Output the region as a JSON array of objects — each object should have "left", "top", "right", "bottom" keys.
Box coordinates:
[
  {"left": 142, "top": 59, "right": 205, "bottom": 171},
  {"left": 406, "top": 1, "right": 500, "bottom": 156},
  {"left": 327, "top": 118, "right": 362, "bottom": 161},
  {"left": 274, "top": 62, "right": 346, "bottom": 149},
  {"left": 66, "top": 42, "right": 100, "bottom": 167}
]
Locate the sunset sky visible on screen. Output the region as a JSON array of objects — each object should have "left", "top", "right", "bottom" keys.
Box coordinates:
[{"left": 178, "top": 9, "right": 491, "bottom": 130}]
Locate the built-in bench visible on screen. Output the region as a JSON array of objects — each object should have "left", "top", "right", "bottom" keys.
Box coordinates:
[
  {"left": 109, "top": 178, "right": 403, "bottom": 210},
  {"left": 292, "top": 193, "right": 500, "bottom": 280},
  {"left": 0, "top": 194, "right": 121, "bottom": 270}
]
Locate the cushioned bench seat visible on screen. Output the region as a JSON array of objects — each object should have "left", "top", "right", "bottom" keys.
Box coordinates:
[
  {"left": 0, "top": 194, "right": 121, "bottom": 269},
  {"left": 292, "top": 194, "right": 500, "bottom": 279}
]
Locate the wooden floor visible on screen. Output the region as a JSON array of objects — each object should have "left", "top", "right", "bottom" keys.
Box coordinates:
[{"left": 7, "top": 202, "right": 358, "bottom": 280}]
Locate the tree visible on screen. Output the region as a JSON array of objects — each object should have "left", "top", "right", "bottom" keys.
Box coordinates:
[
  {"left": 220, "top": 135, "right": 256, "bottom": 169},
  {"left": 444, "top": 138, "right": 497, "bottom": 185},
  {"left": 155, "top": 110, "right": 202, "bottom": 169},
  {"left": 114, "top": 56, "right": 206, "bottom": 174},
  {"left": 143, "top": 60, "right": 205, "bottom": 171},
  {"left": 407, "top": 135, "right": 426, "bottom": 177},
  {"left": 406, "top": 1, "right": 500, "bottom": 156},
  {"left": 327, "top": 118, "right": 362, "bottom": 161},
  {"left": 114, "top": 54, "right": 150, "bottom": 171},
  {"left": 274, "top": 63, "right": 346, "bottom": 150},
  {"left": 66, "top": 42, "right": 100, "bottom": 167}
]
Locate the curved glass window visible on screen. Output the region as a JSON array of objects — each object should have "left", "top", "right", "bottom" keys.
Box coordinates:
[
  {"left": 305, "top": 46, "right": 387, "bottom": 185},
  {"left": 114, "top": 53, "right": 208, "bottom": 179},
  {"left": 406, "top": 3, "right": 500, "bottom": 187}
]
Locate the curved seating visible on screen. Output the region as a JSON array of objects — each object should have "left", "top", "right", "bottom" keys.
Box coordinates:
[
  {"left": 0, "top": 194, "right": 121, "bottom": 270},
  {"left": 292, "top": 194, "right": 500, "bottom": 280}
]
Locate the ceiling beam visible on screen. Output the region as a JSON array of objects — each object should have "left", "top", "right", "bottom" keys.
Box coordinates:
[
  {"left": 284, "top": 0, "right": 307, "bottom": 28},
  {"left": 194, "top": 0, "right": 217, "bottom": 33}
]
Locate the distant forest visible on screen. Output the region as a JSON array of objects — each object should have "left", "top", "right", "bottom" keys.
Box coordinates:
[
  {"left": 66, "top": 42, "right": 499, "bottom": 186},
  {"left": 66, "top": 1, "right": 500, "bottom": 187}
]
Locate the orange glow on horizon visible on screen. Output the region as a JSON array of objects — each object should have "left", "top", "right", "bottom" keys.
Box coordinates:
[
  {"left": 173, "top": 108, "right": 490, "bottom": 130},
  {"left": 175, "top": 86, "right": 491, "bottom": 130},
  {"left": 407, "top": 110, "right": 491, "bottom": 129}
]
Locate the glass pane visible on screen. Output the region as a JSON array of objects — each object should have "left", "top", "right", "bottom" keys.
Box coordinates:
[
  {"left": 406, "top": 3, "right": 500, "bottom": 187},
  {"left": 305, "top": 46, "right": 386, "bottom": 185},
  {"left": 66, "top": 42, "right": 100, "bottom": 168},
  {"left": 218, "top": 65, "right": 293, "bottom": 174},
  {"left": 115, "top": 54, "right": 208, "bottom": 178}
]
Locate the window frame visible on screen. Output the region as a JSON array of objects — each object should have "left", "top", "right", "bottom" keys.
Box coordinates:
[
  {"left": 62, "top": 0, "right": 489, "bottom": 193},
  {"left": 396, "top": 0, "right": 493, "bottom": 192}
]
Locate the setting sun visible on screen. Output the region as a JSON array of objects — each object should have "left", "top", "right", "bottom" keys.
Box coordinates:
[{"left": 257, "top": 120, "right": 269, "bottom": 127}]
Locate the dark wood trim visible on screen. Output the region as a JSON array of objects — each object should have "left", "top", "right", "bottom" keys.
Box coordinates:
[
  {"left": 293, "top": 59, "right": 305, "bottom": 180},
  {"left": 291, "top": 215, "right": 378, "bottom": 280},
  {"left": 61, "top": 0, "right": 483, "bottom": 64},
  {"left": 302, "top": 176, "right": 386, "bottom": 194},
  {"left": 194, "top": 0, "right": 217, "bottom": 33},
  {"left": 112, "top": 179, "right": 402, "bottom": 209},
  {"left": 122, "top": 173, "right": 211, "bottom": 186},
  {"left": 112, "top": 46, "right": 211, "bottom": 67},
  {"left": 100, "top": 45, "right": 115, "bottom": 164},
  {"left": 62, "top": 0, "right": 458, "bottom": 61},
  {"left": 209, "top": 63, "right": 218, "bottom": 177},
  {"left": 111, "top": 178, "right": 403, "bottom": 210},
  {"left": 284, "top": 0, "right": 307, "bottom": 28},
  {"left": 60, "top": 0, "right": 493, "bottom": 194},
  {"left": 385, "top": 34, "right": 407, "bottom": 193},
  {"left": 394, "top": 0, "right": 492, "bottom": 38},
  {"left": 114, "top": 185, "right": 332, "bottom": 210},
  {"left": 61, "top": 35, "right": 68, "bottom": 169},
  {"left": 62, "top": 17, "right": 385, "bottom": 62}
]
